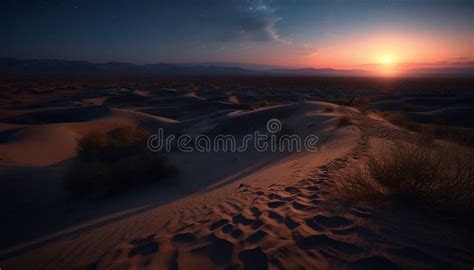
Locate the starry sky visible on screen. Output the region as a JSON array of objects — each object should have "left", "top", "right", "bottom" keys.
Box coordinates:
[{"left": 1, "top": 0, "right": 473, "bottom": 69}]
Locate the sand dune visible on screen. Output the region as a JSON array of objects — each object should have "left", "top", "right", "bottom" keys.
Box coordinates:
[
  {"left": 0, "top": 80, "right": 473, "bottom": 269},
  {"left": 0, "top": 105, "right": 112, "bottom": 124},
  {"left": 371, "top": 96, "right": 474, "bottom": 127},
  {"left": 0, "top": 107, "right": 177, "bottom": 166},
  {"left": 1, "top": 110, "right": 360, "bottom": 269},
  {"left": 404, "top": 107, "right": 474, "bottom": 127}
]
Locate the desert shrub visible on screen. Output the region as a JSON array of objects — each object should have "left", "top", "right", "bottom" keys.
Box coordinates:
[
  {"left": 383, "top": 112, "right": 474, "bottom": 146},
  {"left": 415, "top": 129, "right": 435, "bottom": 146},
  {"left": 338, "top": 143, "right": 474, "bottom": 213},
  {"left": 385, "top": 113, "right": 408, "bottom": 127},
  {"left": 337, "top": 105, "right": 349, "bottom": 114},
  {"left": 337, "top": 114, "right": 352, "bottom": 127},
  {"left": 431, "top": 125, "right": 474, "bottom": 146},
  {"left": 334, "top": 96, "right": 370, "bottom": 113},
  {"left": 352, "top": 96, "right": 370, "bottom": 113},
  {"left": 296, "top": 97, "right": 308, "bottom": 104},
  {"left": 324, "top": 106, "right": 335, "bottom": 112},
  {"left": 64, "top": 127, "right": 176, "bottom": 199},
  {"left": 334, "top": 96, "right": 352, "bottom": 106},
  {"left": 77, "top": 127, "right": 150, "bottom": 162},
  {"left": 252, "top": 99, "right": 277, "bottom": 109}
]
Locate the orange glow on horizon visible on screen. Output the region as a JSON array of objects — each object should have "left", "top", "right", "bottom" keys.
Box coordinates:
[
  {"left": 377, "top": 53, "right": 399, "bottom": 76},
  {"left": 378, "top": 54, "right": 398, "bottom": 65},
  {"left": 294, "top": 31, "right": 474, "bottom": 75}
]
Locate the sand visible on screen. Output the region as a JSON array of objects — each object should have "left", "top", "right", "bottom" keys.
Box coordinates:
[{"left": 0, "top": 79, "right": 473, "bottom": 269}]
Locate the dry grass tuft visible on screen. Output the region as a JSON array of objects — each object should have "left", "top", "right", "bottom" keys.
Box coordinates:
[
  {"left": 251, "top": 99, "right": 277, "bottom": 109},
  {"left": 385, "top": 113, "right": 408, "bottom": 127},
  {"left": 334, "top": 96, "right": 370, "bottom": 113},
  {"left": 77, "top": 127, "right": 150, "bottom": 162},
  {"left": 338, "top": 143, "right": 474, "bottom": 213},
  {"left": 324, "top": 106, "right": 335, "bottom": 112},
  {"left": 383, "top": 112, "right": 473, "bottom": 146},
  {"left": 337, "top": 114, "right": 352, "bottom": 127},
  {"left": 64, "top": 127, "right": 176, "bottom": 199}
]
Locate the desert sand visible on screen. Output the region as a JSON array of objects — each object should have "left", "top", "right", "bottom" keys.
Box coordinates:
[{"left": 0, "top": 78, "right": 473, "bottom": 269}]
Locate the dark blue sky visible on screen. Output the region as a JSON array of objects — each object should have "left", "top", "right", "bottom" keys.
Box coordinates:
[{"left": 1, "top": 0, "right": 473, "bottom": 67}]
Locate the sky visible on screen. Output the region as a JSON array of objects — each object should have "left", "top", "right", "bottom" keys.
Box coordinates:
[{"left": 1, "top": 0, "right": 473, "bottom": 72}]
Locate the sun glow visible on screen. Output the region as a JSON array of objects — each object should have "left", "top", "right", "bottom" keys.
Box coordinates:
[
  {"left": 379, "top": 54, "right": 397, "bottom": 65},
  {"left": 377, "top": 53, "right": 399, "bottom": 76},
  {"left": 302, "top": 31, "right": 473, "bottom": 77}
]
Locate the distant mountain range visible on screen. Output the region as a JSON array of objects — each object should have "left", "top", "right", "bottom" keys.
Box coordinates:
[
  {"left": 0, "top": 58, "right": 256, "bottom": 76},
  {"left": 0, "top": 58, "right": 472, "bottom": 77}
]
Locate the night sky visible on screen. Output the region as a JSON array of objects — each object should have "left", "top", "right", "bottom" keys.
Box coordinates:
[{"left": 1, "top": 0, "right": 473, "bottom": 68}]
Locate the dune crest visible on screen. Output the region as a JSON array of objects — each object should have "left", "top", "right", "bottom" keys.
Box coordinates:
[{"left": 1, "top": 79, "right": 473, "bottom": 270}]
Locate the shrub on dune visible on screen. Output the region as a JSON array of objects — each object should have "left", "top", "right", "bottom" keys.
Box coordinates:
[
  {"left": 251, "top": 99, "right": 277, "bottom": 109},
  {"left": 64, "top": 127, "right": 176, "bottom": 199},
  {"left": 385, "top": 113, "right": 408, "bottom": 127},
  {"left": 77, "top": 126, "right": 149, "bottom": 161},
  {"left": 382, "top": 112, "right": 473, "bottom": 146},
  {"left": 334, "top": 95, "right": 370, "bottom": 113},
  {"left": 324, "top": 106, "right": 335, "bottom": 112},
  {"left": 337, "top": 114, "right": 352, "bottom": 127},
  {"left": 338, "top": 143, "right": 474, "bottom": 213}
]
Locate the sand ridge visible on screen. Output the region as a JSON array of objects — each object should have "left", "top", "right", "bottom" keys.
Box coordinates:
[
  {"left": 2, "top": 113, "right": 473, "bottom": 269},
  {"left": 1, "top": 80, "right": 473, "bottom": 269}
]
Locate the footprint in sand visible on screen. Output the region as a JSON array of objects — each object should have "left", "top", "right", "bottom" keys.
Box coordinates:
[
  {"left": 284, "top": 186, "right": 300, "bottom": 194},
  {"left": 306, "top": 193, "right": 319, "bottom": 200},
  {"left": 251, "top": 219, "right": 264, "bottom": 230},
  {"left": 267, "top": 193, "right": 282, "bottom": 200},
  {"left": 305, "top": 217, "right": 324, "bottom": 231},
  {"left": 284, "top": 215, "right": 300, "bottom": 230},
  {"left": 268, "top": 201, "right": 286, "bottom": 208},
  {"left": 172, "top": 232, "right": 197, "bottom": 244},
  {"left": 250, "top": 207, "right": 262, "bottom": 217},
  {"left": 221, "top": 224, "right": 234, "bottom": 234},
  {"left": 231, "top": 228, "right": 244, "bottom": 239},
  {"left": 247, "top": 230, "right": 268, "bottom": 243},
  {"left": 268, "top": 211, "right": 284, "bottom": 223},
  {"left": 232, "top": 213, "right": 255, "bottom": 225},
  {"left": 239, "top": 247, "right": 269, "bottom": 270},
  {"left": 305, "top": 186, "right": 320, "bottom": 191},
  {"left": 201, "top": 233, "right": 234, "bottom": 265},
  {"left": 292, "top": 201, "right": 312, "bottom": 210},
  {"left": 128, "top": 234, "right": 159, "bottom": 257},
  {"left": 294, "top": 234, "right": 362, "bottom": 256},
  {"left": 310, "top": 215, "right": 353, "bottom": 229},
  {"left": 209, "top": 219, "right": 229, "bottom": 230}
]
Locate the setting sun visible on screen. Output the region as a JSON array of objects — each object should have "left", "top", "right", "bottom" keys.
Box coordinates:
[
  {"left": 379, "top": 54, "right": 398, "bottom": 65},
  {"left": 378, "top": 54, "right": 399, "bottom": 76},
  {"left": 2, "top": 1, "right": 474, "bottom": 269}
]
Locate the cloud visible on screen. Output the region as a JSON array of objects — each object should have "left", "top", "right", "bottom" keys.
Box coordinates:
[
  {"left": 196, "top": 0, "right": 286, "bottom": 43},
  {"left": 226, "top": 16, "right": 283, "bottom": 42}
]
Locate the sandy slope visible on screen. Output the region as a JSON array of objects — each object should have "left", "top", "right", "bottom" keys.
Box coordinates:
[
  {"left": 0, "top": 80, "right": 473, "bottom": 270},
  {"left": 0, "top": 107, "right": 176, "bottom": 166},
  {"left": 1, "top": 103, "right": 473, "bottom": 270},
  {"left": 1, "top": 125, "right": 357, "bottom": 270}
]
